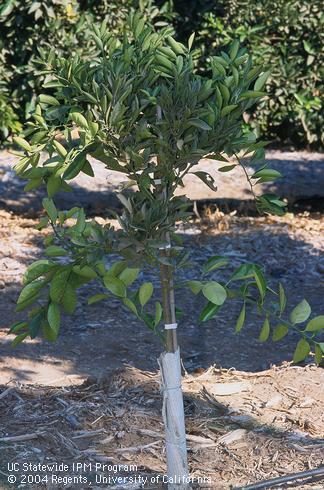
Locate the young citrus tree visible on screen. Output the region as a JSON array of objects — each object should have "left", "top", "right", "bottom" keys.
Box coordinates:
[{"left": 10, "top": 13, "right": 324, "bottom": 488}]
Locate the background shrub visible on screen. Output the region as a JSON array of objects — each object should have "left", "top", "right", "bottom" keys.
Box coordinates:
[
  {"left": 0, "top": 0, "right": 322, "bottom": 149},
  {"left": 173, "top": 0, "right": 323, "bottom": 149},
  {"left": 0, "top": 0, "right": 173, "bottom": 144}
]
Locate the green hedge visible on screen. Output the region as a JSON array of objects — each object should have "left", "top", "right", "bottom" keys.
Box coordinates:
[
  {"left": 0, "top": 0, "right": 172, "bottom": 142},
  {"left": 173, "top": 0, "right": 323, "bottom": 148},
  {"left": 1, "top": 0, "right": 322, "bottom": 148}
]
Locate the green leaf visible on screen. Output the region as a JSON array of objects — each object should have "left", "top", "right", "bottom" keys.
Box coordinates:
[
  {"left": 305, "top": 316, "right": 324, "bottom": 332},
  {"left": 199, "top": 302, "right": 220, "bottom": 323},
  {"left": 123, "top": 298, "right": 138, "bottom": 315},
  {"left": 63, "top": 153, "right": 86, "bottom": 180},
  {"left": 24, "top": 260, "right": 54, "bottom": 284},
  {"left": 254, "top": 71, "right": 271, "bottom": 91},
  {"left": 82, "top": 160, "right": 94, "bottom": 177},
  {"left": 154, "top": 302, "right": 162, "bottom": 327},
  {"left": 73, "top": 265, "right": 97, "bottom": 279},
  {"left": 45, "top": 245, "right": 68, "bottom": 257},
  {"left": 221, "top": 105, "right": 238, "bottom": 117},
  {"left": 11, "top": 333, "right": 29, "bottom": 347},
  {"left": 188, "top": 32, "right": 195, "bottom": 50},
  {"left": 47, "top": 176, "right": 61, "bottom": 197},
  {"left": 50, "top": 268, "right": 71, "bottom": 303},
  {"left": 15, "top": 293, "right": 40, "bottom": 312},
  {"left": 53, "top": 140, "right": 67, "bottom": 157},
  {"left": 139, "top": 282, "right": 153, "bottom": 306},
  {"left": 303, "top": 40, "right": 315, "bottom": 55},
  {"left": 202, "top": 282, "right": 227, "bottom": 305},
  {"left": 47, "top": 303, "right": 60, "bottom": 334},
  {"left": 290, "top": 299, "right": 311, "bottom": 324},
  {"left": 186, "top": 280, "right": 203, "bottom": 294},
  {"left": 203, "top": 255, "right": 229, "bottom": 273},
  {"left": 259, "top": 317, "right": 270, "bottom": 342},
  {"left": 235, "top": 303, "right": 246, "bottom": 333},
  {"left": 253, "top": 266, "right": 266, "bottom": 300},
  {"left": 70, "top": 112, "right": 89, "bottom": 129},
  {"left": 191, "top": 171, "right": 217, "bottom": 191},
  {"left": 189, "top": 119, "right": 212, "bottom": 131},
  {"left": 13, "top": 136, "right": 31, "bottom": 152},
  {"left": 279, "top": 283, "right": 286, "bottom": 315},
  {"left": 105, "top": 261, "right": 127, "bottom": 278},
  {"left": 218, "top": 164, "right": 237, "bottom": 172},
  {"left": 314, "top": 344, "right": 323, "bottom": 365},
  {"left": 42, "top": 197, "right": 57, "bottom": 222},
  {"left": 240, "top": 90, "right": 266, "bottom": 99},
  {"left": 88, "top": 294, "right": 109, "bottom": 305},
  {"left": 119, "top": 268, "right": 140, "bottom": 286},
  {"left": 167, "top": 36, "right": 186, "bottom": 55},
  {"left": 28, "top": 310, "right": 44, "bottom": 338},
  {"left": 104, "top": 276, "right": 126, "bottom": 297},
  {"left": 252, "top": 168, "right": 282, "bottom": 180},
  {"left": 36, "top": 217, "right": 49, "bottom": 230},
  {"left": 42, "top": 322, "right": 57, "bottom": 342},
  {"left": 293, "top": 339, "right": 310, "bottom": 363},
  {"left": 9, "top": 321, "right": 28, "bottom": 334},
  {"left": 17, "top": 280, "right": 45, "bottom": 305},
  {"left": 39, "top": 94, "right": 60, "bottom": 106},
  {"left": 62, "top": 284, "right": 77, "bottom": 314},
  {"left": 272, "top": 324, "right": 289, "bottom": 342},
  {"left": 229, "top": 40, "right": 239, "bottom": 60},
  {"left": 74, "top": 208, "right": 86, "bottom": 233},
  {"left": 230, "top": 264, "right": 255, "bottom": 282}
]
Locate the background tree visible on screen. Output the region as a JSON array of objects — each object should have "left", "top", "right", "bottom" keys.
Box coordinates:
[{"left": 10, "top": 13, "right": 324, "bottom": 488}]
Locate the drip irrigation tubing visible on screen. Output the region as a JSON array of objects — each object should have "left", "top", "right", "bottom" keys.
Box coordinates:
[{"left": 234, "top": 466, "right": 324, "bottom": 489}]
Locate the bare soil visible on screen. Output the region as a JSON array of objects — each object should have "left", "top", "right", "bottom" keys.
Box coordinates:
[
  {"left": 1, "top": 150, "right": 323, "bottom": 217},
  {"left": 0, "top": 364, "right": 323, "bottom": 489}
]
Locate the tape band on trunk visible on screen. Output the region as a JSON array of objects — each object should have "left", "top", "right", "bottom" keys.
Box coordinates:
[{"left": 164, "top": 323, "right": 178, "bottom": 330}]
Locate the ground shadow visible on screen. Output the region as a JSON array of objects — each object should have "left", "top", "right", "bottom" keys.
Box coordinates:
[
  {"left": 1, "top": 151, "right": 324, "bottom": 217},
  {"left": 0, "top": 212, "right": 323, "bottom": 384}
]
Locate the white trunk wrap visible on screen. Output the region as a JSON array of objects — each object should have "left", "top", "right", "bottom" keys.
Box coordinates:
[{"left": 159, "top": 348, "right": 190, "bottom": 490}]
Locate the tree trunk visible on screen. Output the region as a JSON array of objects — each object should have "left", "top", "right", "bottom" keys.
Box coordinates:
[{"left": 159, "top": 249, "right": 189, "bottom": 489}]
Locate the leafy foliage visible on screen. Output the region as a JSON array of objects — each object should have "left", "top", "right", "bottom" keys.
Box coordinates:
[
  {"left": 9, "top": 14, "right": 323, "bottom": 364},
  {"left": 174, "top": 0, "right": 323, "bottom": 148},
  {"left": 0, "top": 0, "right": 173, "bottom": 143}
]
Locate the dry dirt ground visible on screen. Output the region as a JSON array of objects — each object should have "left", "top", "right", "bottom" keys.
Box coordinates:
[
  {"left": 0, "top": 150, "right": 323, "bottom": 488},
  {"left": 0, "top": 365, "right": 323, "bottom": 489}
]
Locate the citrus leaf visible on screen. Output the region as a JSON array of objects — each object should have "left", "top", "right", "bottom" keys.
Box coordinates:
[
  {"left": 88, "top": 294, "right": 109, "bottom": 305},
  {"left": 47, "top": 303, "right": 60, "bottom": 334},
  {"left": 45, "top": 245, "right": 68, "bottom": 257},
  {"left": 123, "top": 298, "right": 138, "bottom": 315},
  {"left": 199, "top": 302, "right": 220, "bottom": 323},
  {"left": 203, "top": 255, "right": 229, "bottom": 273},
  {"left": 293, "top": 339, "right": 310, "bottom": 363},
  {"left": 104, "top": 276, "right": 126, "bottom": 297},
  {"left": 119, "top": 268, "right": 140, "bottom": 286},
  {"left": 272, "top": 324, "right": 288, "bottom": 342},
  {"left": 186, "top": 280, "right": 203, "bottom": 294},
  {"left": 235, "top": 303, "right": 246, "bottom": 333},
  {"left": 42, "top": 197, "right": 57, "bottom": 222},
  {"left": 202, "top": 282, "right": 227, "bottom": 305},
  {"left": 305, "top": 316, "right": 324, "bottom": 332},
  {"left": 314, "top": 345, "right": 323, "bottom": 365},
  {"left": 259, "top": 317, "right": 270, "bottom": 342},
  {"left": 139, "top": 282, "right": 153, "bottom": 306},
  {"left": 154, "top": 301, "right": 162, "bottom": 327},
  {"left": 191, "top": 171, "right": 217, "bottom": 191},
  {"left": 290, "top": 299, "right": 311, "bottom": 324}
]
